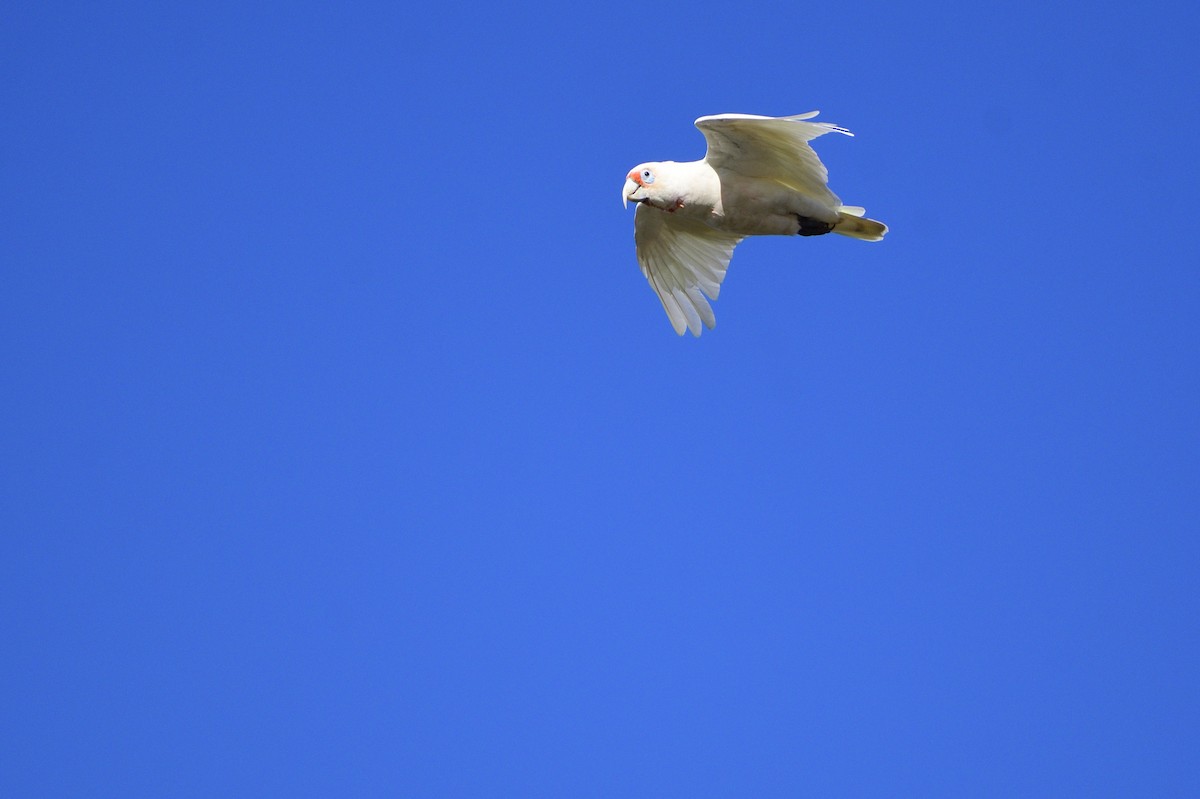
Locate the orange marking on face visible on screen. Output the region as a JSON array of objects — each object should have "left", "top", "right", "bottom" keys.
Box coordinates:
[{"left": 627, "top": 169, "right": 644, "bottom": 186}]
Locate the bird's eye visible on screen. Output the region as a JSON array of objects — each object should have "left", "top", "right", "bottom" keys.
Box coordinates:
[{"left": 641, "top": 169, "right": 655, "bottom": 185}]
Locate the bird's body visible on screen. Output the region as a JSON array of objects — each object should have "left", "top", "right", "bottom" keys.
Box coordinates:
[
  {"left": 639, "top": 161, "right": 831, "bottom": 235},
  {"left": 623, "top": 112, "right": 887, "bottom": 336}
]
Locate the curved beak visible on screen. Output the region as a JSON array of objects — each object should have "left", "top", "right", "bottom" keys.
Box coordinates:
[
  {"left": 622, "top": 177, "right": 639, "bottom": 209},
  {"left": 622, "top": 177, "right": 641, "bottom": 209}
]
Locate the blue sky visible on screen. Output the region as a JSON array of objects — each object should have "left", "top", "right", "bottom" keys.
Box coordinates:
[{"left": 3, "top": 0, "right": 1198, "bottom": 795}]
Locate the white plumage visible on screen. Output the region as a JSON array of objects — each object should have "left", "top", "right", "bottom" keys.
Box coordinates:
[{"left": 623, "top": 112, "right": 887, "bottom": 336}]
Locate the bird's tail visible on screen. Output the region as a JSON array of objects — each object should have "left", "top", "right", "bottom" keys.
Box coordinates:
[{"left": 833, "top": 206, "right": 888, "bottom": 241}]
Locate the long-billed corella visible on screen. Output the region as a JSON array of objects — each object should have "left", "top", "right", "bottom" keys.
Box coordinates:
[{"left": 623, "top": 111, "right": 887, "bottom": 336}]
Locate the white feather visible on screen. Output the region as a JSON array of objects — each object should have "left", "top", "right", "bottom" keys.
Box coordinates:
[{"left": 633, "top": 205, "right": 741, "bottom": 337}]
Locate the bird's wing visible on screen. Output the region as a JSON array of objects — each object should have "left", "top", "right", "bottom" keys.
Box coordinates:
[
  {"left": 634, "top": 204, "right": 743, "bottom": 336},
  {"left": 695, "top": 112, "right": 850, "bottom": 206}
]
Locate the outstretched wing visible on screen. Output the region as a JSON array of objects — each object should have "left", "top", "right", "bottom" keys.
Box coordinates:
[
  {"left": 695, "top": 112, "right": 850, "bottom": 206},
  {"left": 633, "top": 204, "right": 743, "bottom": 336}
]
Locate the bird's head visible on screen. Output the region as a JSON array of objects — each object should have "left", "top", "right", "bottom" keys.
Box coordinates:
[{"left": 623, "top": 163, "right": 663, "bottom": 209}]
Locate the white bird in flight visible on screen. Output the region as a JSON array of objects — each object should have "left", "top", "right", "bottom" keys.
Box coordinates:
[{"left": 622, "top": 111, "right": 887, "bottom": 336}]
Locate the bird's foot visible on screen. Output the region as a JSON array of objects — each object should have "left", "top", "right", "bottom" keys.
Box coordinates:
[{"left": 796, "top": 215, "right": 834, "bottom": 236}]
